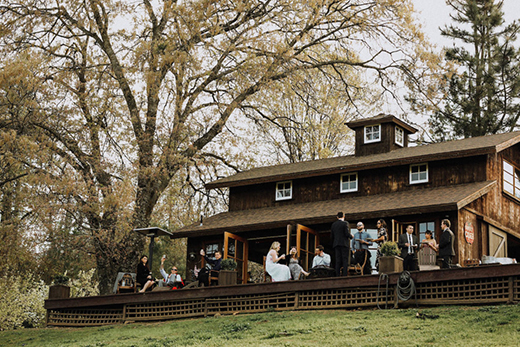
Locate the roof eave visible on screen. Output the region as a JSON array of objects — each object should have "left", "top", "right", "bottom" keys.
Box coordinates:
[{"left": 205, "top": 147, "right": 497, "bottom": 189}]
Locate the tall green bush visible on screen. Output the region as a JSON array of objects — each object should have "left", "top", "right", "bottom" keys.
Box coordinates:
[{"left": 0, "top": 273, "right": 48, "bottom": 330}]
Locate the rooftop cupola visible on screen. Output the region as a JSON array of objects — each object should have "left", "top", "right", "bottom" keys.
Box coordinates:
[{"left": 346, "top": 114, "right": 418, "bottom": 157}]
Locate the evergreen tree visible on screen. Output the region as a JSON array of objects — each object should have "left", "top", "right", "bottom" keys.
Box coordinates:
[{"left": 430, "top": 0, "right": 520, "bottom": 140}]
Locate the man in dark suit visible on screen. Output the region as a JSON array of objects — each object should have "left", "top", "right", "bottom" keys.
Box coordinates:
[
  {"left": 398, "top": 225, "right": 418, "bottom": 271},
  {"left": 439, "top": 219, "right": 455, "bottom": 269},
  {"left": 331, "top": 212, "right": 353, "bottom": 276}
]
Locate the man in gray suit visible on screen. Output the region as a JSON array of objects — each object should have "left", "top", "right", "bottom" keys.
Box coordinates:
[
  {"left": 331, "top": 212, "right": 353, "bottom": 276},
  {"left": 439, "top": 219, "right": 455, "bottom": 269},
  {"left": 398, "top": 225, "right": 418, "bottom": 271}
]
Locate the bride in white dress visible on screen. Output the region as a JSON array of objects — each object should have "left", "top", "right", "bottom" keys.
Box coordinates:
[{"left": 265, "top": 241, "right": 291, "bottom": 282}]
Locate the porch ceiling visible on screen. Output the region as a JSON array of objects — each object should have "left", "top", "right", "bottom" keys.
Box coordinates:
[{"left": 171, "top": 181, "right": 496, "bottom": 238}]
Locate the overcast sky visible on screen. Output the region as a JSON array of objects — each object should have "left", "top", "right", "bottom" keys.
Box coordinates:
[{"left": 413, "top": 0, "right": 520, "bottom": 48}]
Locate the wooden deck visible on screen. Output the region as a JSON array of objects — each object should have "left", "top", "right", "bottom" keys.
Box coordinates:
[{"left": 45, "top": 264, "right": 520, "bottom": 327}]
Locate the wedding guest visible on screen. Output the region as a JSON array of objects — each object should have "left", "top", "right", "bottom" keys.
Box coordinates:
[{"left": 265, "top": 241, "right": 291, "bottom": 282}]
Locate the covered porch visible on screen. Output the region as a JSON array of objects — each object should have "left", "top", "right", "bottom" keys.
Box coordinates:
[{"left": 176, "top": 181, "right": 496, "bottom": 283}]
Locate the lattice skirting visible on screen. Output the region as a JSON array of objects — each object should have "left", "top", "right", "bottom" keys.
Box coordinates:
[
  {"left": 415, "top": 277, "right": 510, "bottom": 304},
  {"left": 206, "top": 292, "right": 296, "bottom": 315},
  {"left": 47, "top": 308, "right": 124, "bottom": 326},
  {"left": 298, "top": 287, "right": 393, "bottom": 309},
  {"left": 514, "top": 278, "right": 520, "bottom": 302},
  {"left": 125, "top": 298, "right": 206, "bottom": 321},
  {"left": 47, "top": 275, "right": 520, "bottom": 327}
]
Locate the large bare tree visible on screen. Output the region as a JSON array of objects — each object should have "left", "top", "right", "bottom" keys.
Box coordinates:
[{"left": 0, "top": 0, "right": 432, "bottom": 292}]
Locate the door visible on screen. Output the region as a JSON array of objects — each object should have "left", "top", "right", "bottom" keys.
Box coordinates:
[
  {"left": 391, "top": 219, "right": 405, "bottom": 242},
  {"left": 286, "top": 224, "right": 319, "bottom": 272},
  {"left": 489, "top": 225, "right": 507, "bottom": 257},
  {"left": 224, "top": 232, "right": 248, "bottom": 284}
]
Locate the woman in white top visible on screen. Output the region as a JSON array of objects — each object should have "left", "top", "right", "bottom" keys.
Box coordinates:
[{"left": 265, "top": 241, "right": 291, "bottom": 282}]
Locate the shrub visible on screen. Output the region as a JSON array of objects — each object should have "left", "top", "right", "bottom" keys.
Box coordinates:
[
  {"left": 380, "top": 241, "right": 401, "bottom": 257},
  {"left": 221, "top": 259, "right": 237, "bottom": 271},
  {"left": 69, "top": 269, "right": 99, "bottom": 298},
  {"left": 0, "top": 273, "right": 48, "bottom": 330}
]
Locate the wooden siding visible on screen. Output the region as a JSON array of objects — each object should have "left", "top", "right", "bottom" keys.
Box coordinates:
[
  {"left": 229, "top": 156, "right": 488, "bottom": 211},
  {"left": 474, "top": 146, "right": 520, "bottom": 238},
  {"left": 353, "top": 122, "right": 409, "bottom": 157},
  {"left": 458, "top": 208, "right": 480, "bottom": 265}
]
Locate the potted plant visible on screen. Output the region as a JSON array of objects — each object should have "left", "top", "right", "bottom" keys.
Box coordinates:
[
  {"left": 219, "top": 259, "right": 238, "bottom": 285},
  {"left": 49, "top": 274, "right": 71, "bottom": 299},
  {"left": 378, "top": 241, "right": 403, "bottom": 274}
]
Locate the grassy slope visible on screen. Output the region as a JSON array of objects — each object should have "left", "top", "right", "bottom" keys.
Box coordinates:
[{"left": 1, "top": 305, "right": 520, "bottom": 347}]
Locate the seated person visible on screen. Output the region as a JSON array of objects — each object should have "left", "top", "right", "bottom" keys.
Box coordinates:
[
  {"left": 198, "top": 249, "right": 222, "bottom": 286},
  {"left": 289, "top": 247, "right": 310, "bottom": 280},
  {"left": 312, "top": 245, "right": 331, "bottom": 268},
  {"left": 200, "top": 249, "right": 222, "bottom": 271},
  {"left": 158, "top": 256, "right": 184, "bottom": 289},
  {"left": 137, "top": 255, "right": 155, "bottom": 292}
]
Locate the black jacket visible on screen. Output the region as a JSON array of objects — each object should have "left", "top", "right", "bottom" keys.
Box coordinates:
[
  {"left": 439, "top": 228, "right": 455, "bottom": 257},
  {"left": 398, "top": 233, "right": 418, "bottom": 258},
  {"left": 331, "top": 219, "right": 352, "bottom": 248}
]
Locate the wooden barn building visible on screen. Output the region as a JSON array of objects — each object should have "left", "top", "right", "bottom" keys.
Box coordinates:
[{"left": 173, "top": 114, "right": 520, "bottom": 283}]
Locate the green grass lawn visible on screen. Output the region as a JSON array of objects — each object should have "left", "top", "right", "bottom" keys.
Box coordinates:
[{"left": 1, "top": 305, "right": 520, "bottom": 347}]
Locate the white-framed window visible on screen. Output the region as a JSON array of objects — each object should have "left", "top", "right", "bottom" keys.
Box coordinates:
[
  {"left": 503, "top": 160, "right": 520, "bottom": 199},
  {"left": 364, "top": 125, "right": 381, "bottom": 144},
  {"left": 276, "top": 180, "right": 292, "bottom": 201},
  {"left": 410, "top": 163, "right": 428, "bottom": 184},
  {"left": 395, "top": 126, "right": 404, "bottom": 147},
  {"left": 340, "top": 172, "right": 358, "bottom": 193}
]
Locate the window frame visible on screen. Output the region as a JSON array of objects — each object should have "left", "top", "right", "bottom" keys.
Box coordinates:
[
  {"left": 340, "top": 172, "right": 358, "bottom": 193},
  {"left": 503, "top": 159, "right": 520, "bottom": 200},
  {"left": 409, "top": 163, "right": 429, "bottom": 184},
  {"left": 275, "top": 180, "right": 293, "bottom": 201},
  {"left": 395, "top": 126, "right": 404, "bottom": 147},
  {"left": 364, "top": 124, "right": 381, "bottom": 144}
]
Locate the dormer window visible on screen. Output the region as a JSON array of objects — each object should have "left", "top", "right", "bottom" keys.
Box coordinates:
[
  {"left": 276, "top": 181, "right": 292, "bottom": 201},
  {"left": 410, "top": 163, "right": 428, "bottom": 184},
  {"left": 503, "top": 160, "right": 520, "bottom": 199},
  {"left": 364, "top": 125, "right": 381, "bottom": 144},
  {"left": 340, "top": 172, "right": 358, "bottom": 193},
  {"left": 395, "top": 126, "right": 404, "bottom": 147}
]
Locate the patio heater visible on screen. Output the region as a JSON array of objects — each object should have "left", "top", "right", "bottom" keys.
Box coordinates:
[{"left": 133, "top": 227, "right": 173, "bottom": 270}]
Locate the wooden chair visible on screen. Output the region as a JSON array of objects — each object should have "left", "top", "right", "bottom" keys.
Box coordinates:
[
  {"left": 117, "top": 273, "right": 136, "bottom": 294},
  {"left": 263, "top": 256, "right": 271, "bottom": 282},
  {"left": 208, "top": 270, "right": 219, "bottom": 286},
  {"left": 348, "top": 250, "right": 368, "bottom": 276},
  {"left": 417, "top": 246, "right": 439, "bottom": 270}
]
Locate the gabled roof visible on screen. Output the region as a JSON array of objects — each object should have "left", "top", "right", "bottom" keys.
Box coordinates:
[
  {"left": 346, "top": 114, "right": 418, "bottom": 133},
  {"left": 173, "top": 181, "right": 496, "bottom": 238},
  {"left": 206, "top": 131, "right": 520, "bottom": 189}
]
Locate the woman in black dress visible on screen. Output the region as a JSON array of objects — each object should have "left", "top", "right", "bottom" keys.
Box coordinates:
[{"left": 137, "top": 255, "right": 155, "bottom": 292}]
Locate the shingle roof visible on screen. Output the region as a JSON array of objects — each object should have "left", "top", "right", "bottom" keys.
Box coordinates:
[
  {"left": 173, "top": 181, "right": 496, "bottom": 238},
  {"left": 206, "top": 131, "right": 520, "bottom": 189},
  {"left": 346, "top": 114, "right": 418, "bottom": 133}
]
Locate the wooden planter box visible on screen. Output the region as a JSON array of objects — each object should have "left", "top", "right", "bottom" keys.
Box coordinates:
[
  {"left": 379, "top": 256, "right": 403, "bottom": 274},
  {"left": 218, "top": 270, "right": 238, "bottom": 285},
  {"left": 48, "top": 285, "right": 70, "bottom": 299}
]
